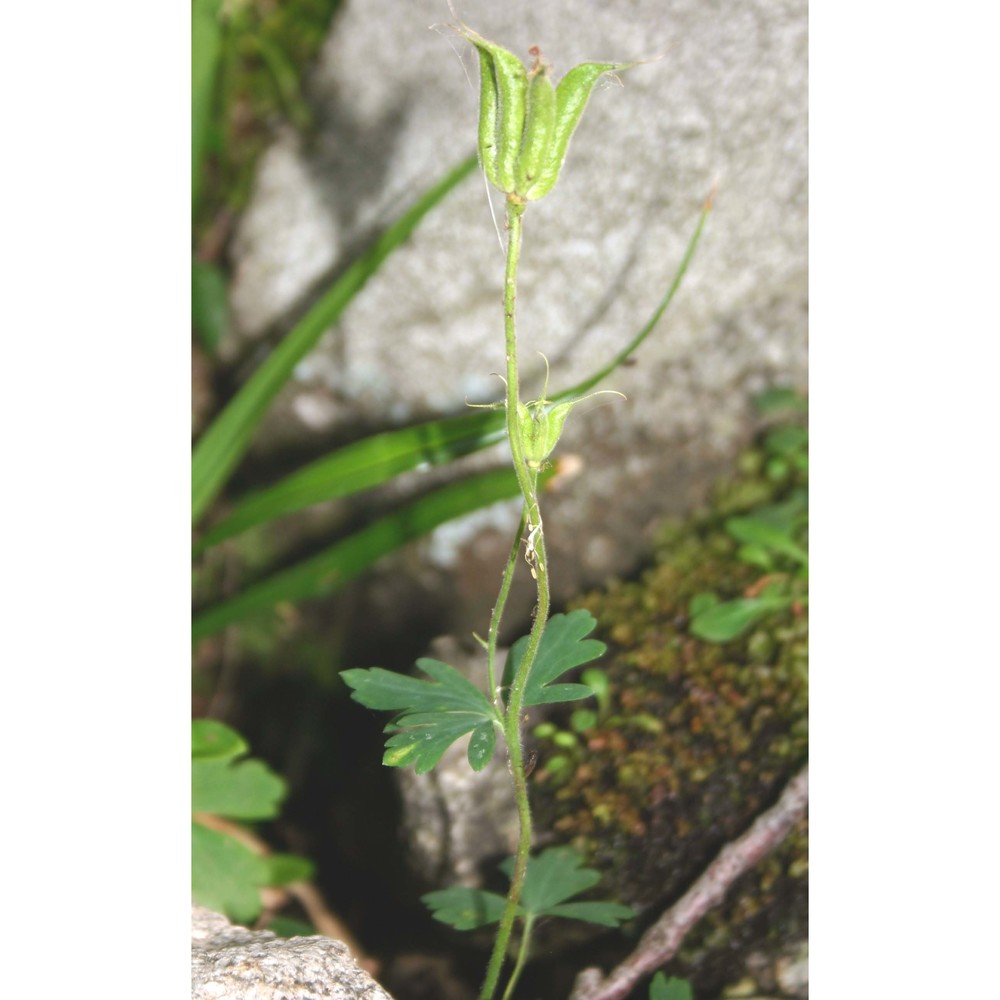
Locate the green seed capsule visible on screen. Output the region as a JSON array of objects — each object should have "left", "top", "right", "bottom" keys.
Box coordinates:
[
  {"left": 452, "top": 23, "right": 636, "bottom": 200},
  {"left": 474, "top": 48, "right": 501, "bottom": 189},
  {"left": 454, "top": 24, "right": 527, "bottom": 193},
  {"left": 515, "top": 53, "right": 557, "bottom": 196},
  {"left": 526, "top": 60, "right": 627, "bottom": 201}
]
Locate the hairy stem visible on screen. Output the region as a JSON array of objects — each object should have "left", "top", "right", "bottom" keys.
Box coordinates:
[
  {"left": 501, "top": 914, "right": 535, "bottom": 1000},
  {"left": 486, "top": 507, "right": 528, "bottom": 704},
  {"left": 479, "top": 195, "right": 551, "bottom": 1000}
]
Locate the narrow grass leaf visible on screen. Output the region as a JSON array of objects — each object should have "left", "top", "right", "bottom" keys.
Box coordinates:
[
  {"left": 195, "top": 410, "right": 506, "bottom": 553},
  {"left": 193, "top": 197, "right": 710, "bottom": 548},
  {"left": 191, "top": 154, "right": 477, "bottom": 524},
  {"left": 191, "top": 467, "right": 522, "bottom": 640}
]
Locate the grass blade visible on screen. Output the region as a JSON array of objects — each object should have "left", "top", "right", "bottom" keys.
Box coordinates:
[
  {"left": 193, "top": 193, "right": 712, "bottom": 551},
  {"left": 195, "top": 409, "right": 506, "bottom": 553},
  {"left": 191, "top": 154, "right": 478, "bottom": 525},
  {"left": 554, "top": 185, "right": 715, "bottom": 402},
  {"left": 191, "top": 467, "right": 524, "bottom": 641}
]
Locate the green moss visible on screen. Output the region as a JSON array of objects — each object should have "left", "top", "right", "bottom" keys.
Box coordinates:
[{"left": 531, "top": 408, "right": 808, "bottom": 993}]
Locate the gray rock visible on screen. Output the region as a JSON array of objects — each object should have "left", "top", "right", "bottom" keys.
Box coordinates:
[
  {"left": 191, "top": 906, "right": 394, "bottom": 1000},
  {"left": 395, "top": 637, "right": 520, "bottom": 886},
  {"left": 227, "top": 0, "right": 807, "bottom": 622}
]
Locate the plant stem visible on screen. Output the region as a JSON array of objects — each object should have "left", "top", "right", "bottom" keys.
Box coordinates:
[
  {"left": 500, "top": 914, "right": 535, "bottom": 1000},
  {"left": 486, "top": 507, "right": 527, "bottom": 704},
  {"left": 478, "top": 195, "right": 552, "bottom": 1000}
]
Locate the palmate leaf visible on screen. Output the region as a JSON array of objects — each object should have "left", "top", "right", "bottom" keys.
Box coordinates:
[
  {"left": 341, "top": 658, "right": 498, "bottom": 774},
  {"left": 503, "top": 609, "right": 606, "bottom": 706},
  {"left": 423, "top": 846, "right": 633, "bottom": 930},
  {"left": 649, "top": 972, "right": 694, "bottom": 1000}
]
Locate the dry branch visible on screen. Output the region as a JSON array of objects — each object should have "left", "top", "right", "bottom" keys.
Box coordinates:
[{"left": 570, "top": 763, "right": 808, "bottom": 1000}]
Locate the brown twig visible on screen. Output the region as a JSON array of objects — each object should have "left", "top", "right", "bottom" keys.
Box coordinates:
[{"left": 569, "top": 764, "right": 808, "bottom": 1000}]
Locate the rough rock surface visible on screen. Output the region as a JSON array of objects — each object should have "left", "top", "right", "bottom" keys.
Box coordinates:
[
  {"left": 191, "top": 906, "right": 394, "bottom": 1000},
  {"left": 225, "top": 0, "right": 807, "bottom": 625}
]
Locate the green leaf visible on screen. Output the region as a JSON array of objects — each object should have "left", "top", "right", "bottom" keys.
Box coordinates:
[
  {"left": 191, "top": 757, "right": 286, "bottom": 819},
  {"left": 504, "top": 610, "right": 606, "bottom": 706},
  {"left": 341, "top": 657, "right": 497, "bottom": 775},
  {"left": 542, "top": 900, "right": 635, "bottom": 927},
  {"left": 194, "top": 410, "right": 506, "bottom": 553},
  {"left": 422, "top": 886, "right": 509, "bottom": 930},
  {"left": 423, "top": 846, "right": 633, "bottom": 931},
  {"left": 725, "top": 514, "right": 808, "bottom": 565},
  {"left": 192, "top": 467, "right": 526, "bottom": 641},
  {"left": 192, "top": 259, "right": 229, "bottom": 354},
  {"left": 689, "top": 596, "right": 792, "bottom": 643},
  {"left": 192, "top": 719, "right": 247, "bottom": 761},
  {"left": 191, "top": 154, "right": 477, "bottom": 524},
  {"left": 264, "top": 853, "right": 314, "bottom": 887},
  {"left": 752, "top": 387, "right": 806, "bottom": 415},
  {"left": 649, "top": 972, "right": 694, "bottom": 1000},
  {"left": 501, "top": 846, "right": 600, "bottom": 912},
  {"left": 192, "top": 0, "right": 224, "bottom": 215},
  {"left": 765, "top": 424, "right": 808, "bottom": 457},
  {"left": 192, "top": 820, "right": 270, "bottom": 924},
  {"left": 193, "top": 197, "right": 711, "bottom": 552},
  {"left": 267, "top": 915, "right": 316, "bottom": 938},
  {"left": 688, "top": 591, "right": 719, "bottom": 617}
]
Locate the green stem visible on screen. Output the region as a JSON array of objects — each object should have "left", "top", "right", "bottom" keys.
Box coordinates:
[
  {"left": 500, "top": 914, "right": 535, "bottom": 1000},
  {"left": 478, "top": 196, "right": 552, "bottom": 1000},
  {"left": 486, "top": 507, "right": 528, "bottom": 704}
]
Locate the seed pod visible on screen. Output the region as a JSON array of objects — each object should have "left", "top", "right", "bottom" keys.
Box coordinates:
[
  {"left": 474, "top": 48, "right": 501, "bottom": 189},
  {"left": 454, "top": 25, "right": 528, "bottom": 193},
  {"left": 514, "top": 55, "right": 557, "bottom": 197},
  {"left": 525, "top": 60, "right": 629, "bottom": 201}
]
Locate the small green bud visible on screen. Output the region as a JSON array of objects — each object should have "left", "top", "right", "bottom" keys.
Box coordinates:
[{"left": 513, "top": 355, "right": 625, "bottom": 471}]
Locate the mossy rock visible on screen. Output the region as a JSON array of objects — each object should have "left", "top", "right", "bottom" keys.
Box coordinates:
[{"left": 530, "top": 408, "right": 808, "bottom": 995}]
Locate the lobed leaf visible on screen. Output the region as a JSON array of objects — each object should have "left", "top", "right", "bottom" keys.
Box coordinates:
[
  {"left": 500, "top": 846, "right": 600, "bottom": 913},
  {"left": 341, "top": 658, "right": 497, "bottom": 775},
  {"left": 191, "top": 756, "right": 286, "bottom": 819},
  {"left": 504, "top": 609, "right": 606, "bottom": 706},
  {"left": 649, "top": 972, "right": 694, "bottom": 1000},
  {"left": 424, "top": 846, "right": 633, "bottom": 930},
  {"left": 192, "top": 718, "right": 247, "bottom": 762},
  {"left": 191, "top": 820, "right": 270, "bottom": 924},
  {"left": 422, "top": 886, "right": 509, "bottom": 930}
]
